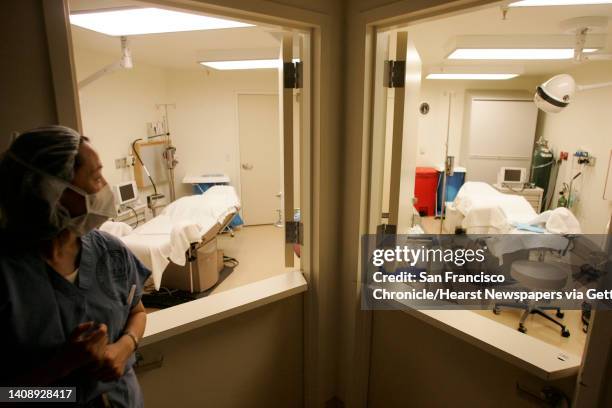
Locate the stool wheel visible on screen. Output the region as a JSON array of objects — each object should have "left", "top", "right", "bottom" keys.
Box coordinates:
[
  {"left": 493, "top": 308, "right": 501, "bottom": 315},
  {"left": 556, "top": 311, "right": 564, "bottom": 319},
  {"left": 518, "top": 325, "right": 527, "bottom": 334},
  {"left": 561, "top": 328, "right": 570, "bottom": 338}
]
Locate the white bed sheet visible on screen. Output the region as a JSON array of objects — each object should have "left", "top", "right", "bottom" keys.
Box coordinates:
[
  {"left": 120, "top": 185, "right": 241, "bottom": 290},
  {"left": 121, "top": 232, "right": 172, "bottom": 289},
  {"left": 162, "top": 185, "right": 240, "bottom": 225},
  {"left": 454, "top": 182, "right": 537, "bottom": 233}
]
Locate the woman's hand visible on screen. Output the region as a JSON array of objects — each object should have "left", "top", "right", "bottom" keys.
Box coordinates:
[
  {"left": 92, "top": 336, "right": 135, "bottom": 382},
  {"left": 11, "top": 321, "right": 108, "bottom": 386},
  {"left": 64, "top": 322, "right": 109, "bottom": 371}
]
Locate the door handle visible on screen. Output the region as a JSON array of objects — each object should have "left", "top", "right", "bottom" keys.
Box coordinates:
[{"left": 242, "top": 163, "right": 253, "bottom": 170}]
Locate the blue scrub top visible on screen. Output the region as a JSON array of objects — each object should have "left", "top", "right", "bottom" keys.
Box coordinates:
[{"left": 0, "top": 229, "right": 151, "bottom": 407}]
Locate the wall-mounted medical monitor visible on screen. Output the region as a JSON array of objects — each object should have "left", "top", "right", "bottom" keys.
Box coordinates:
[{"left": 115, "top": 180, "right": 139, "bottom": 205}]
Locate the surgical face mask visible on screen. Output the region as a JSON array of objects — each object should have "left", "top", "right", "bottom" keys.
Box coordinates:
[
  {"left": 6, "top": 151, "right": 117, "bottom": 236},
  {"left": 56, "top": 181, "right": 117, "bottom": 236}
]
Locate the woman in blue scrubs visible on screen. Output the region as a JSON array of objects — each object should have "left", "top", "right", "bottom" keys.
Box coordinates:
[{"left": 0, "top": 126, "right": 151, "bottom": 407}]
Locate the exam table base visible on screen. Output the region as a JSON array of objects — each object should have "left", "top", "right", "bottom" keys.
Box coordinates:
[{"left": 161, "top": 239, "right": 223, "bottom": 293}]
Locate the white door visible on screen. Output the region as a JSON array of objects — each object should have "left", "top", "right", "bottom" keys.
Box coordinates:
[{"left": 238, "top": 94, "right": 281, "bottom": 225}]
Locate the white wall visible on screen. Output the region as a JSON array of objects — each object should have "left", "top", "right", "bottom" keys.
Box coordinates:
[
  {"left": 165, "top": 68, "right": 278, "bottom": 198},
  {"left": 415, "top": 76, "right": 542, "bottom": 169},
  {"left": 538, "top": 61, "right": 612, "bottom": 235},
  {"left": 75, "top": 47, "right": 169, "bottom": 200},
  {"left": 74, "top": 45, "right": 279, "bottom": 202},
  {"left": 74, "top": 48, "right": 168, "bottom": 202},
  {"left": 382, "top": 76, "right": 541, "bottom": 212}
]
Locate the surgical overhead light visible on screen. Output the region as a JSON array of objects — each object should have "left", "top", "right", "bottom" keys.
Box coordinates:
[
  {"left": 534, "top": 74, "right": 612, "bottom": 113},
  {"left": 70, "top": 7, "right": 252, "bottom": 36}
]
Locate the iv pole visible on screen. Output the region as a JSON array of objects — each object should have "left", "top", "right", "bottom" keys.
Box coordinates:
[
  {"left": 157, "top": 103, "right": 178, "bottom": 202},
  {"left": 439, "top": 92, "right": 454, "bottom": 234}
]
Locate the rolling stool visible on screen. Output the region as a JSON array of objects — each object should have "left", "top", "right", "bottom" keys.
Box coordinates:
[{"left": 493, "top": 260, "right": 570, "bottom": 337}]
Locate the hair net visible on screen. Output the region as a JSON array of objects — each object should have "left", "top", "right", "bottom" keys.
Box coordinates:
[{"left": 0, "top": 125, "right": 85, "bottom": 249}]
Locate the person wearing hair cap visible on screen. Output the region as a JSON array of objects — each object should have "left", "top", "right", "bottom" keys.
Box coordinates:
[{"left": 0, "top": 126, "right": 150, "bottom": 407}]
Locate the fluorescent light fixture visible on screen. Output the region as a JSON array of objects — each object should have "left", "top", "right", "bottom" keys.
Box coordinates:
[
  {"left": 200, "top": 59, "right": 280, "bottom": 70},
  {"left": 70, "top": 7, "right": 252, "bottom": 36},
  {"left": 426, "top": 73, "right": 519, "bottom": 80},
  {"left": 510, "top": 1, "right": 612, "bottom": 7},
  {"left": 448, "top": 48, "right": 596, "bottom": 60},
  {"left": 200, "top": 58, "right": 300, "bottom": 70}
]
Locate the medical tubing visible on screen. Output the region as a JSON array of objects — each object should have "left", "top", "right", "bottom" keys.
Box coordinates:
[
  {"left": 131, "top": 138, "right": 158, "bottom": 195},
  {"left": 545, "top": 159, "right": 561, "bottom": 211},
  {"left": 126, "top": 205, "right": 139, "bottom": 227}
]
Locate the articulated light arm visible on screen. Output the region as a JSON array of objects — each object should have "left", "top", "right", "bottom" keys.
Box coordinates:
[{"left": 78, "top": 36, "right": 132, "bottom": 90}]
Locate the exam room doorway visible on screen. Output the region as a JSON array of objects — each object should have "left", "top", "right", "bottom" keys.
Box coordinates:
[{"left": 66, "top": 0, "right": 307, "bottom": 303}]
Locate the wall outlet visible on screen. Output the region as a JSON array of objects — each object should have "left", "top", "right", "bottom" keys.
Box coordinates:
[
  {"left": 147, "top": 121, "right": 165, "bottom": 137},
  {"left": 115, "top": 157, "right": 128, "bottom": 169}
]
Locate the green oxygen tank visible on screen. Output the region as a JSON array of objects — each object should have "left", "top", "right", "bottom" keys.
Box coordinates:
[{"left": 531, "top": 138, "right": 554, "bottom": 208}]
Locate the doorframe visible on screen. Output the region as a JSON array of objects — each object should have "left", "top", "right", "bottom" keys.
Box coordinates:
[
  {"left": 345, "top": 3, "right": 502, "bottom": 406},
  {"left": 234, "top": 91, "right": 281, "bottom": 225},
  {"left": 45, "top": 0, "right": 321, "bottom": 406}
]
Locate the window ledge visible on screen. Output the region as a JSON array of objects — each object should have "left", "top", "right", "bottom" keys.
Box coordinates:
[
  {"left": 142, "top": 270, "right": 307, "bottom": 346},
  {"left": 370, "top": 283, "right": 581, "bottom": 380}
]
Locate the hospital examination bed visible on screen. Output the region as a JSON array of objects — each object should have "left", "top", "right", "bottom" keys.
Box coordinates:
[
  {"left": 118, "top": 185, "right": 240, "bottom": 292},
  {"left": 443, "top": 182, "right": 581, "bottom": 235}
]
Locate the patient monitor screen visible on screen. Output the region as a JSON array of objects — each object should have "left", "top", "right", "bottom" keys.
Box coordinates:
[
  {"left": 504, "top": 169, "right": 522, "bottom": 182},
  {"left": 119, "top": 184, "right": 136, "bottom": 202}
]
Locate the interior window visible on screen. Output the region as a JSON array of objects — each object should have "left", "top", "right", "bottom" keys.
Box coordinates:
[
  {"left": 68, "top": 0, "right": 306, "bottom": 313},
  {"left": 371, "top": 1, "right": 612, "bottom": 365}
]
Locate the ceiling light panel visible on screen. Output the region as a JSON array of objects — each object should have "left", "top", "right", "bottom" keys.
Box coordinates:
[
  {"left": 200, "top": 60, "right": 281, "bottom": 70},
  {"left": 70, "top": 8, "right": 252, "bottom": 36},
  {"left": 426, "top": 73, "right": 519, "bottom": 80},
  {"left": 510, "top": 1, "right": 612, "bottom": 6},
  {"left": 448, "top": 48, "right": 596, "bottom": 60}
]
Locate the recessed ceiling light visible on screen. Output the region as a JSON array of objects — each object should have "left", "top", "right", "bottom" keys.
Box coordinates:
[
  {"left": 448, "top": 48, "right": 597, "bottom": 60},
  {"left": 510, "top": 1, "right": 612, "bottom": 6},
  {"left": 70, "top": 7, "right": 253, "bottom": 36},
  {"left": 200, "top": 60, "right": 281, "bottom": 70},
  {"left": 200, "top": 59, "right": 300, "bottom": 70},
  {"left": 426, "top": 73, "right": 519, "bottom": 80}
]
